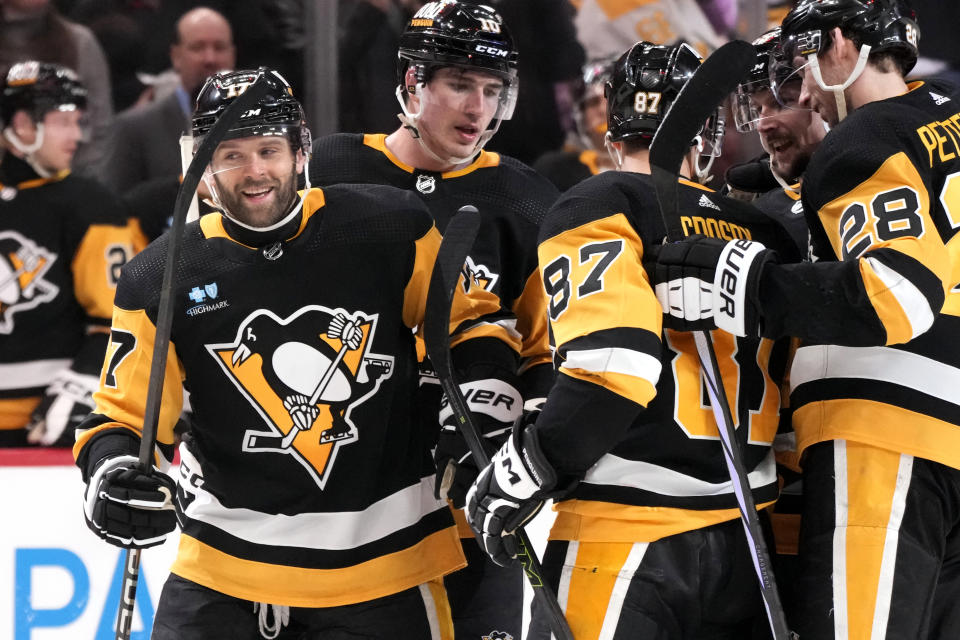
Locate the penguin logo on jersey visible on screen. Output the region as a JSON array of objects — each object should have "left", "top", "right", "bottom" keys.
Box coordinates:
[
  {"left": 0, "top": 231, "right": 59, "bottom": 334},
  {"left": 482, "top": 631, "right": 514, "bottom": 640},
  {"left": 207, "top": 305, "right": 394, "bottom": 489},
  {"left": 462, "top": 255, "right": 499, "bottom": 293}
]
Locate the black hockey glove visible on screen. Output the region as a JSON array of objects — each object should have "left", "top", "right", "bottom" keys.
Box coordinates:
[
  {"left": 83, "top": 455, "right": 178, "bottom": 549},
  {"left": 26, "top": 370, "right": 98, "bottom": 446},
  {"left": 653, "top": 235, "right": 777, "bottom": 336},
  {"left": 433, "top": 421, "right": 505, "bottom": 508},
  {"left": 465, "top": 413, "right": 557, "bottom": 567},
  {"left": 434, "top": 378, "right": 520, "bottom": 508}
]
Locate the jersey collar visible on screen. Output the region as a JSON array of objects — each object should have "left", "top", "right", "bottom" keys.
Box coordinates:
[{"left": 362, "top": 133, "right": 500, "bottom": 178}]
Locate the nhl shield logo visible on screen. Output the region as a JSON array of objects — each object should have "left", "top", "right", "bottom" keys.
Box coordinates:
[
  {"left": 415, "top": 174, "right": 436, "bottom": 194},
  {"left": 0, "top": 231, "right": 59, "bottom": 334},
  {"left": 207, "top": 305, "right": 394, "bottom": 489}
]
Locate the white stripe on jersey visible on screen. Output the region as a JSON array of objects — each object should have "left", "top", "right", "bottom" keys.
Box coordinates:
[
  {"left": 0, "top": 358, "right": 71, "bottom": 390},
  {"left": 864, "top": 256, "right": 935, "bottom": 339},
  {"left": 871, "top": 454, "right": 913, "bottom": 640},
  {"left": 557, "top": 541, "right": 578, "bottom": 617},
  {"left": 833, "top": 441, "right": 850, "bottom": 640},
  {"left": 598, "top": 542, "right": 648, "bottom": 640},
  {"left": 562, "top": 346, "right": 662, "bottom": 386},
  {"left": 418, "top": 583, "right": 443, "bottom": 640},
  {"left": 178, "top": 447, "right": 446, "bottom": 550},
  {"left": 791, "top": 344, "right": 960, "bottom": 405},
  {"left": 583, "top": 449, "right": 776, "bottom": 497},
  {"left": 473, "top": 317, "right": 522, "bottom": 340}
]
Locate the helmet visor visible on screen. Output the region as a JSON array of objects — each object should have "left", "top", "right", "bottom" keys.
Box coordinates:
[
  {"left": 735, "top": 73, "right": 811, "bottom": 132},
  {"left": 207, "top": 130, "right": 300, "bottom": 176},
  {"left": 420, "top": 65, "right": 518, "bottom": 126}
]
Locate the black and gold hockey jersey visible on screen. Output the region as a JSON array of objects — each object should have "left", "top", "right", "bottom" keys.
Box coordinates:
[
  {"left": 533, "top": 148, "right": 607, "bottom": 193},
  {"left": 309, "top": 133, "right": 558, "bottom": 402},
  {"left": 763, "top": 80, "right": 960, "bottom": 469},
  {"left": 534, "top": 170, "right": 800, "bottom": 543},
  {"left": 74, "top": 184, "right": 509, "bottom": 606},
  {"left": 0, "top": 153, "right": 146, "bottom": 436},
  {"left": 752, "top": 183, "right": 808, "bottom": 256}
]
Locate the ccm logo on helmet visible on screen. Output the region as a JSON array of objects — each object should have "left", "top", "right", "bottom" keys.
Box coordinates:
[{"left": 475, "top": 44, "right": 509, "bottom": 57}]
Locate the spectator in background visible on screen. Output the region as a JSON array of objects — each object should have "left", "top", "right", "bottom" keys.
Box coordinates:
[
  {"left": 337, "top": 0, "right": 417, "bottom": 134},
  {"left": 483, "top": 0, "right": 585, "bottom": 165},
  {"left": 572, "top": 0, "right": 726, "bottom": 61},
  {"left": 533, "top": 56, "right": 616, "bottom": 192},
  {"left": 0, "top": 0, "right": 114, "bottom": 176},
  {"left": 99, "top": 5, "right": 234, "bottom": 196},
  {"left": 912, "top": 0, "right": 960, "bottom": 87},
  {"left": 0, "top": 61, "right": 146, "bottom": 447}
]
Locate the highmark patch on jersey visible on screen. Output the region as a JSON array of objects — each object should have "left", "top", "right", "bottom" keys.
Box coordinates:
[
  {"left": 206, "top": 304, "right": 394, "bottom": 489},
  {"left": 0, "top": 230, "right": 59, "bottom": 334}
]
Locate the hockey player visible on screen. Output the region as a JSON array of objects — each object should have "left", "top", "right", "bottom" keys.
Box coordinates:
[
  {"left": 732, "top": 26, "right": 827, "bottom": 253},
  {"left": 653, "top": 1, "right": 960, "bottom": 636},
  {"left": 533, "top": 57, "right": 617, "bottom": 192},
  {"left": 465, "top": 41, "right": 801, "bottom": 639},
  {"left": 730, "top": 28, "right": 830, "bottom": 618},
  {"left": 73, "top": 68, "right": 513, "bottom": 639},
  {"left": 308, "top": 3, "right": 558, "bottom": 639},
  {"left": 0, "top": 61, "right": 146, "bottom": 447}
]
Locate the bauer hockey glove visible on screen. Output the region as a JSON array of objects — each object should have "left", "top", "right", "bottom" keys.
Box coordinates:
[
  {"left": 465, "top": 413, "right": 557, "bottom": 567},
  {"left": 434, "top": 378, "right": 521, "bottom": 508},
  {"left": 654, "top": 235, "right": 777, "bottom": 336},
  {"left": 26, "top": 369, "right": 98, "bottom": 446},
  {"left": 83, "top": 455, "right": 178, "bottom": 549}
]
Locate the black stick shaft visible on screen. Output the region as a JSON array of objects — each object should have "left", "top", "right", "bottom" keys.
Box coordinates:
[
  {"left": 114, "top": 75, "right": 273, "bottom": 640},
  {"left": 424, "top": 207, "right": 574, "bottom": 640},
  {"left": 648, "top": 40, "right": 789, "bottom": 640}
]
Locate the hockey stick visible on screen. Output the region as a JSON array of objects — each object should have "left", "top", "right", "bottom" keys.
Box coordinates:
[
  {"left": 424, "top": 206, "right": 575, "bottom": 640},
  {"left": 649, "top": 40, "right": 790, "bottom": 640},
  {"left": 113, "top": 73, "right": 273, "bottom": 640}
]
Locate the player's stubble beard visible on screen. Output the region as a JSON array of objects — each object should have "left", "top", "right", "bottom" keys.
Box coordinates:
[{"left": 215, "top": 161, "right": 299, "bottom": 228}]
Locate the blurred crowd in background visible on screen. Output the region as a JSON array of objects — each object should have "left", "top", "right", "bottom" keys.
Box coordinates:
[{"left": 0, "top": 0, "right": 954, "bottom": 198}]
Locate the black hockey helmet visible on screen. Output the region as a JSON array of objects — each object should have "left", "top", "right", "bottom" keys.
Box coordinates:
[
  {"left": 573, "top": 56, "right": 617, "bottom": 148},
  {"left": 780, "top": 0, "right": 919, "bottom": 74},
  {"left": 576, "top": 56, "right": 617, "bottom": 109},
  {"left": 734, "top": 28, "right": 806, "bottom": 132},
  {"left": 397, "top": 1, "right": 519, "bottom": 91},
  {"left": 1, "top": 61, "right": 87, "bottom": 126},
  {"left": 605, "top": 41, "right": 702, "bottom": 143},
  {"left": 191, "top": 67, "right": 310, "bottom": 155}
]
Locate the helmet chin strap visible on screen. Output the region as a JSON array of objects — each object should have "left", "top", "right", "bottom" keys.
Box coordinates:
[
  {"left": 3, "top": 125, "right": 53, "bottom": 178},
  {"left": 604, "top": 132, "right": 624, "bottom": 170},
  {"left": 692, "top": 134, "right": 717, "bottom": 184},
  {"left": 772, "top": 168, "right": 799, "bottom": 195},
  {"left": 758, "top": 135, "right": 800, "bottom": 195},
  {"left": 203, "top": 156, "right": 311, "bottom": 233},
  {"left": 806, "top": 44, "right": 871, "bottom": 122},
  {"left": 394, "top": 84, "right": 492, "bottom": 168}
]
